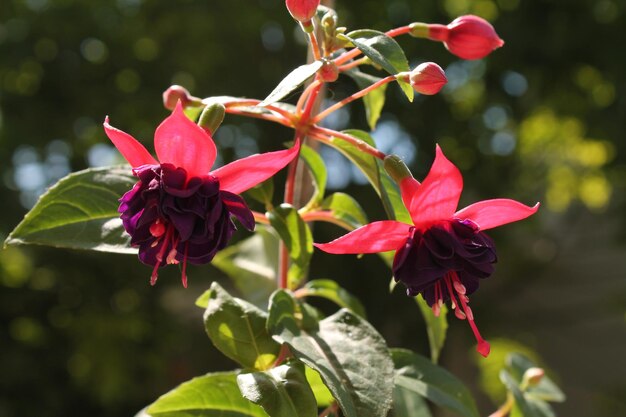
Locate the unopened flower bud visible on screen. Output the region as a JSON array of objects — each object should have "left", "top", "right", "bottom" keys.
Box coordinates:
[
  {"left": 408, "top": 62, "right": 447, "bottom": 95},
  {"left": 522, "top": 367, "right": 545, "bottom": 387},
  {"left": 198, "top": 102, "right": 226, "bottom": 135},
  {"left": 319, "top": 60, "right": 339, "bottom": 82},
  {"left": 285, "top": 0, "right": 320, "bottom": 25},
  {"left": 384, "top": 155, "right": 413, "bottom": 184},
  {"left": 162, "top": 85, "right": 202, "bottom": 111},
  {"left": 427, "top": 15, "right": 504, "bottom": 60}
]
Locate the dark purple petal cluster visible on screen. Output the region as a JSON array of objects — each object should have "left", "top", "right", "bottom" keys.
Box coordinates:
[
  {"left": 119, "top": 163, "right": 254, "bottom": 268},
  {"left": 392, "top": 219, "right": 497, "bottom": 304}
]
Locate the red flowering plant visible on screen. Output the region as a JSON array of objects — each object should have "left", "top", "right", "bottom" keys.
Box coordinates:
[{"left": 6, "top": 3, "right": 565, "bottom": 417}]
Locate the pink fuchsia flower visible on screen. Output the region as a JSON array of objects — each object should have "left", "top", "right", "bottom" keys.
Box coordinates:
[
  {"left": 104, "top": 102, "right": 300, "bottom": 287},
  {"left": 428, "top": 15, "right": 504, "bottom": 60},
  {"left": 285, "top": 0, "right": 320, "bottom": 24},
  {"left": 409, "top": 62, "right": 447, "bottom": 95},
  {"left": 315, "top": 146, "right": 538, "bottom": 357}
]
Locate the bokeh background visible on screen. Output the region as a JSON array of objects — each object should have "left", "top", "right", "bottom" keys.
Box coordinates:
[{"left": 1, "top": 0, "right": 624, "bottom": 416}]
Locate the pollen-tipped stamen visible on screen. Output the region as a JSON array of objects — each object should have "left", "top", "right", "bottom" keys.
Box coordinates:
[
  {"left": 151, "top": 226, "right": 174, "bottom": 286},
  {"left": 181, "top": 243, "right": 190, "bottom": 288},
  {"left": 450, "top": 272, "right": 490, "bottom": 357}
]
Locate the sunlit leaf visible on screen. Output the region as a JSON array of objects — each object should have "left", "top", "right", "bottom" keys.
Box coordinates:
[
  {"left": 260, "top": 61, "right": 323, "bottom": 106},
  {"left": 268, "top": 290, "right": 394, "bottom": 417},
  {"left": 299, "top": 279, "right": 366, "bottom": 318},
  {"left": 5, "top": 166, "right": 136, "bottom": 254},
  {"left": 267, "top": 204, "right": 313, "bottom": 289},
  {"left": 500, "top": 370, "right": 541, "bottom": 417},
  {"left": 342, "top": 29, "right": 413, "bottom": 101},
  {"left": 393, "top": 384, "right": 433, "bottom": 417},
  {"left": 203, "top": 282, "right": 280, "bottom": 371},
  {"left": 299, "top": 144, "right": 327, "bottom": 210},
  {"left": 391, "top": 348, "right": 480, "bottom": 417},
  {"left": 415, "top": 296, "right": 448, "bottom": 363},
  {"left": 321, "top": 192, "right": 368, "bottom": 230},
  {"left": 305, "top": 366, "right": 334, "bottom": 407},
  {"left": 345, "top": 69, "right": 387, "bottom": 130},
  {"left": 146, "top": 371, "right": 268, "bottom": 417},
  {"left": 246, "top": 179, "right": 274, "bottom": 209},
  {"left": 237, "top": 364, "right": 317, "bottom": 417},
  {"left": 205, "top": 226, "right": 278, "bottom": 309}
]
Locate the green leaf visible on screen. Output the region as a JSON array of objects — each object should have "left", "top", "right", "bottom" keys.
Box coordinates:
[
  {"left": 267, "top": 204, "right": 313, "bottom": 289},
  {"left": 268, "top": 290, "right": 394, "bottom": 417},
  {"left": 246, "top": 179, "right": 274, "bottom": 209},
  {"left": 325, "top": 129, "right": 411, "bottom": 224},
  {"left": 305, "top": 366, "right": 334, "bottom": 408},
  {"left": 237, "top": 364, "right": 317, "bottom": 417},
  {"left": 203, "top": 282, "right": 280, "bottom": 371},
  {"left": 299, "top": 145, "right": 327, "bottom": 210},
  {"left": 146, "top": 371, "right": 268, "bottom": 417},
  {"left": 345, "top": 69, "right": 387, "bottom": 130},
  {"left": 500, "top": 370, "right": 541, "bottom": 417},
  {"left": 204, "top": 96, "right": 297, "bottom": 117},
  {"left": 5, "top": 166, "right": 136, "bottom": 254},
  {"left": 260, "top": 61, "right": 323, "bottom": 106},
  {"left": 342, "top": 29, "right": 413, "bottom": 101},
  {"left": 415, "top": 296, "right": 448, "bottom": 364},
  {"left": 321, "top": 192, "right": 368, "bottom": 230},
  {"left": 506, "top": 353, "right": 565, "bottom": 403},
  {"left": 299, "top": 279, "right": 366, "bottom": 318},
  {"left": 393, "top": 384, "right": 433, "bottom": 417},
  {"left": 209, "top": 226, "right": 279, "bottom": 309},
  {"left": 391, "top": 348, "right": 480, "bottom": 417}
]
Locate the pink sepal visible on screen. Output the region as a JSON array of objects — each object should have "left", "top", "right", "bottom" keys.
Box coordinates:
[
  {"left": 455, "top": 199, "right": 540, "bottom": 231},
  {"left": 314, "top": 220, "right": 412, "bottom": 254},
  {"left": 154, "top": 101, "right": 217, "bottom": 178},
  {"left": 212, "top": 138, "right": 301, "bottom": 195},
  {"left": 103, "top": 117, "right": 158, "bottom": 168}
]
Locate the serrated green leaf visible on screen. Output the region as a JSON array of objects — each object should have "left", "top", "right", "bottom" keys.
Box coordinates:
[
  {"left": 267, "top": 204, "right": 313, "bottom": 289},
  {"left": 299, "top": 145, "right": 327, "bottom": 210},
  {"left": 305, "top": 366, "right": 334, "bottom": 407},
  {"left": 209, "top": 226, "right": 279, "bottom": 309},
  {"left": 203, "top": 282, "right": 280, "bottom": 371},
  {"left": 506, "top": 353, "right": 565, "bottom": 403},
  {"left": 325, "top": 129, "right": 411, "bottom": 224},
  {"left": 246, "top": 179, "right": 274, "bottom": 209},
  {"left": 299, "top": 279, "right": 366, "bottom": 318},
  {"left": 237, "top": 364, "right": 317, "bottom": 417},
  {"left": 267, "top": 290, "right": 394, "bottom": 417},
  {"left": 415, "top": 296, "right": 448, "bottom": 364},
  {"left": 321, "top": 192, "right": 368, "bottom": 230},
  {"left": 392, "top": 384, "right": 433, "bottom": 417},
  {"left": 345, "top": 69, "right": 387, "bottom": 130},
  {"left": 146, "top": 371, "right": 269, "bottom": 417},
  {"left": 260, "top": 61, "right": 323, "bottom": 106},
  {"left": 5, "top": 166, "right": 136, "bottom": 254},
  {"left": 391, "top": 348, "right": 480, "bottom": 417},
  {"left": 343, "top": 29, "right": 413, "bottom": 101}
]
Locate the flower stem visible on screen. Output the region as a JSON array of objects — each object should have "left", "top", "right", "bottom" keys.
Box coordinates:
[
  {"left": 337, "top": 56, "right": 369, "bottom": 72},
  {"left": 301, "top": 210, "right": 356, "bottom": 231},
  {"left": 488, "top": 394, "right": 515, "bottom": 417},
  {"left": 309, "top": 126, "right": 386, "bottom": 160},
  {"left": 334, "top": 25, "right": 411, "bottom": 66},
  {"left": 252, "top": 211, "right": 270, "bottom": 225},
  {"left": 318, "top": 402, "right": 338, "bottom": 417},
  {"left": 312, "top": 75, "right": 396, "bottom": 123},
  {"left": 216, "top": 98, "right": 298, "bottom": 124},
  {"left": 308, "top": 31, "right": 322, "bottom": 61},
  {"left": 297, "top": 79, "right": 323, "bottom": 116}
]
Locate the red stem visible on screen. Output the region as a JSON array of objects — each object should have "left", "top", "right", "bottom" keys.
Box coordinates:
[
  {"left": 309, "top": 126, "right": 386, "bottom": 160},
  {"left": 312, "top": 75, "right": 396, "bottom": 123}
]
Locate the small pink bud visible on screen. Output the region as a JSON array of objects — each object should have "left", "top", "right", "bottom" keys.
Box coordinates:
[
  {"left": 429, "top": 15, "right": 504, "bottom": 60},
  {"left": 162, "top": 85, "right": 201, "bottom": 111},
  {"left": 319, "top": 60, "right": 339, "bottom": 82},
  {"left": 285, "top": 0, "right": 320, "bottom": 24},
  {"left": 409, "top": 62, "right": 447, "bottom": 95}
]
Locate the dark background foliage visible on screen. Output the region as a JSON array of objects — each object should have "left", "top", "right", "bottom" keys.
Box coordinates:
[{"left": 1, "top": 0, "right": 624, "bottom": 416}]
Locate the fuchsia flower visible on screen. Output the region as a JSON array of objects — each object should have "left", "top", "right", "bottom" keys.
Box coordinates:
[
  {"left": 315, "top": 146, "right": 538, "bottom": 356},
  {"left": 428, "top": 15, "right": 504, "bottom": 60},
  {"left": 409, "top": 62, "right": 447, "bottom": 95},
  {"left": 285, "top": 0, "right": 320, "bottom": 24},
  {"left": 104, "top": 102, "right": 300, "bottom": 287}
]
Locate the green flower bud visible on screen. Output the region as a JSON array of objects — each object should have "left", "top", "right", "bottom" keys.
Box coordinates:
[{"left": 198, "top": 102, "right": 226, "bottom": 135}]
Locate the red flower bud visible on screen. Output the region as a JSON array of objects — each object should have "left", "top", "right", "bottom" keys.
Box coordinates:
[
  {"left": 319, "top": 60, "right": 339, "bottom": 82},
  {"left": 429, "top": 15, "right": 504, "bottom": 60},
  {"left": 409, "top": 62, "right": 447, "bottom": 95},
  {"left": 162, "top": 85, "right": 201, "bottom": 111},
  {"left": 285, "top": 0, "right": 320, "bottom": 24}
]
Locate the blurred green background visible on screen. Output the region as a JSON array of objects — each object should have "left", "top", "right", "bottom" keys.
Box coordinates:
[{"left": 1, "top": 0, "right": 624, "bottom": 416}]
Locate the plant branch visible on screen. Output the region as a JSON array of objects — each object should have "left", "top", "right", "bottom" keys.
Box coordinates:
[{"left": 308, "top": 126, "right": 386, "bottom": 160}]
